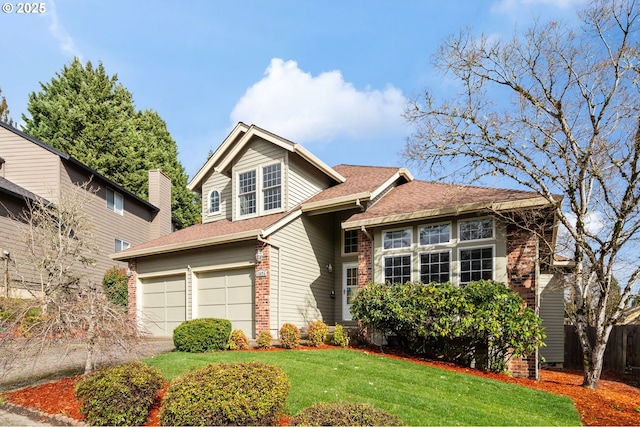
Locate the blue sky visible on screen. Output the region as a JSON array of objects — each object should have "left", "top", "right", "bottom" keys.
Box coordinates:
[{"left": 1, "top": 0, "right": 586, "bottom": 182}]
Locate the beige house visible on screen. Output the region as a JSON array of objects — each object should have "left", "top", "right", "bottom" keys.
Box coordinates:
[
  {"left": 0, "top": 121, "right": 173, "bottom": 295},
  {"left": 113, "top": 122, "right": 565, "bottom": 378}
]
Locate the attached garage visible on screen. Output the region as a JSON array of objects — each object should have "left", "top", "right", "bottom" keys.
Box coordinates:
[
  {"left": 141, "top": 274, "right": 186, "bottom": 337},
  {"left": 195, "top": 268, "right": 255, "bottom": 338}
]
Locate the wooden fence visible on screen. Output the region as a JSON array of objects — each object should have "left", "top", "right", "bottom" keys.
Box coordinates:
[{"left": 564, "top": 325, "right": 640, "bottom": 372}]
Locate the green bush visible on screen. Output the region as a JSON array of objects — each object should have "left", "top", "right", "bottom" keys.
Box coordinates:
[
  {"left": 256, "top": 330, "right": 273, "bottom": 349},
  {"left": 75, "top": 362, "right": 165, "bottom": 426},
  {"left": 307, "top": 320, "right": 328, "bottom": 347},
  {"left": 228, "top": 328, "right": 249, "bottom": 350},
  {"left": 279, "top": 323, "right": 300, "bottom": 349},
  {"left": 332, "top": 324, "right": 350, "bottom": 348},
  {"left": 290, "top": 402, "right": 402, "bottom": 426},
  {"left": 351, "top": 280, "right": 545, "bottom": 372},
  {"left": 172, "top": 318, "right": 231, "bottom": 352},
  {"left": 102, "top": 266, "right": 129, "bottom": 308},
  {"left": 159, "top": 362, "right": 290, "bottom": 426}
]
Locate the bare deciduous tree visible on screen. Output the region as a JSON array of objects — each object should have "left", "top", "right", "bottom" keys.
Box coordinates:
[
  {"left": 404, "top": 0, "right": 640, "bottom": 389},
  {"left": 1, "top": 182, "right": 143, "bottom": 376}
]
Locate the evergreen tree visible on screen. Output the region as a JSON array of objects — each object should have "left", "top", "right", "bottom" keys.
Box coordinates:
[
  {"left": 22, "top": 58, "right": 198, "bottom": 226},
  {"left": 0, "top": 87, "right": 15, "bottom": 126}
]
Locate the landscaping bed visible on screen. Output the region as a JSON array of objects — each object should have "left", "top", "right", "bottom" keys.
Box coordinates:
[{"left": 3, "top": 347, "right": 639, "bottom": 426}]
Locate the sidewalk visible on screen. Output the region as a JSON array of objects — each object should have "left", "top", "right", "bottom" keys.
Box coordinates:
[{"left": 0, "top": 338, "right": 175, "bottom": 426}]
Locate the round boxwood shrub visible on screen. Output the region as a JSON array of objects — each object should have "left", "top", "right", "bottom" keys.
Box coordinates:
[
  {"left": 159, "top": 362, "right": 290, "bottom": 426},
  {"left": 172, "top": 318, "right": 232, "bottom": 352},
  {"left": 307, "top": 320, "right": 329, "bottom": 347},
  {"left": 228, "top": 328, "right": 249, "bottom": 350},
  {"left": 290, "top": 402, "right": 402, "bottom": 426},
  {"left": 74, "top": 362, "right": 165, "bottom": 426},
  {"left": 256, "top": 330, "right": 273, "bottom": 349},
  {"left": 279, "top": 322, "right": 300, "bottom": 349}
]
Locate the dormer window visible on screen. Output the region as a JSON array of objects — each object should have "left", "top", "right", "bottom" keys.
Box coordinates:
[
  {"left": 209, "top": 190, "right": 220, "bottom": 214},
  {"left": 238, "top": 170, "right": 257, "bottom": 216},
  {"left": 262, "top": 163, "right": 282, "bottom": 211}
]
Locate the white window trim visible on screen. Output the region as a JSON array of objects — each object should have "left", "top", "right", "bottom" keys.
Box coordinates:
[
  {"left": 106, "top": 188, "right": 124, "bottom": 216},
  {"left": 114, "top": 238, "right": 130, "bottom": 253},
  {"left": 418, "top": 221, "right": 452, "bottom": 247},
  {"left": 208, "top": 189, "right": 221, "bottom": 216},
  {"left": 237, "top": 167, "right": 258, "bottom": 219},
  {"left": 260, "top": 162, "right": 284, "bottom": 213},
  {"left": 383, "top": 253, "right": 413, "bottom": 284},
  {"left": 458, "top": 216, "right": 495, "bottom": 242},
  {"left": 382, "top": 227, "right": 413, "bottom": 251},
  {"left": 418, "top": 248, "right": 452, "bottom": 284},
  {"left": 458, "top": 244, "right": 496, "bottom": 285}
]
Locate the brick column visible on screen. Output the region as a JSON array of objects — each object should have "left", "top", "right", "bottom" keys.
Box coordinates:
[
  {"left": 127, "top": 259, "right": 138, "bottom": 329},
  {"left": 254, "top": 241, "right": 271, "bottom": 338},
  {"left": 357, "top": 229, "right": 373, "bottom": 288},
  {"left": 506, "top": 225, "right": 538, "bottom": 379}
]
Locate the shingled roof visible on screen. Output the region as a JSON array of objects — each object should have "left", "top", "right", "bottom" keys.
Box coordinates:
[{"left": 342, "top": 180, "right": 550, "bottom": 229}]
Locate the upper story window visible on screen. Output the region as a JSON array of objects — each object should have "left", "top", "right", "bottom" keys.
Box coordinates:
[
  {"left": 459, "top": 218, "right": 494, "bottom": 241},
  {"left": 238, "top": 170, "right": 257, "bottom": 216},
  {"left": 419, "top": 223, "right": 450, "bottom": 245},
  {"left": 262, "top": 163, "right": 282, "bottom": 211},
  {"left": 344, "top": 229, "right": 358, "bottom": 254},
  {"left": 106, "top": 188, "right": 123, "bottom": 215},
  {"left": 209, "top": 190, "right": 220, "bottom": 214},
  {"left": 383, "top": 228, "right": 412, "bottom": 250},
  {"left": 114, "top": 238, "right": 130, "bottom": 252}
]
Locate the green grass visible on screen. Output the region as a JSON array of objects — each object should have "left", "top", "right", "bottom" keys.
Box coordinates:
[{"left": 143, "top": 348, "right": 581, "bottom": 426}]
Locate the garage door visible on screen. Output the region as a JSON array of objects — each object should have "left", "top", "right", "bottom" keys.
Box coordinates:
[
  {"left": 196, "top": 268, "right": 254, "bottom": 337},
  {"left": 141, "top": 274, "right": 186, "bottom": 337}
]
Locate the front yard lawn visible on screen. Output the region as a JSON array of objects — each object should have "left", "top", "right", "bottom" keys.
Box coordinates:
[{"left": 143, "top": 348, "right": 581, "bottom": 426}]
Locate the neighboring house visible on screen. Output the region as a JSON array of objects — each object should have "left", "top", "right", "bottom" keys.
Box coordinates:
[
  {"left": 0, "top": 121, "right": 172, "bottom": 295},
  {"left": 112, "top": 122, "right": 565, "bottom": 379}
]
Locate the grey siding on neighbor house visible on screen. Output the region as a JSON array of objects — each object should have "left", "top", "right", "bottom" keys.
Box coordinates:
[
  {"left": 287, "top": 156, "right": 331, "bottom": 209},
  {"left": 270, "top": 214, "right": 336, "bottom": 330},
  {"left": 232, "top": 137, "right": 287, "bottom": 220},
  {"left": 61, "top": 163, "right": 154, "bottom": 286},
  {"left": 539, "top": 273, "right": 565, "bottom": 365},
  {"left": 0, "top": 126, "right": 61, "bottom": 203},
  {"left": 371, "top": 214, "right": 508, "bottom": 285},
  {"left": 201, "top": 171, "right": 232, "bottom": 223}
]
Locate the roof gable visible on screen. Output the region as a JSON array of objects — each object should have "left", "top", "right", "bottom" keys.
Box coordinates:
[{"left": 188, "top": 123, "right": 346, "bottom": 192}]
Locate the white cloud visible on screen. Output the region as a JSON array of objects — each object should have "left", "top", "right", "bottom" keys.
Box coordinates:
[
  {"left": 230, "top": 58, "right": 407, "bottom": 144},
  {"left": 48, "top": 0, "right": 82, "bottom": 59}
]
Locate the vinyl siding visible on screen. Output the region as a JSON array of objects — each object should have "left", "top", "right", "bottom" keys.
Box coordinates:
[
  {"left": 0, "top": 126, "right": 61, "bottom": 202},
  {"left": 270, "top": 214, "right": 336, "bottom": 330},
  {"left": 539, "top": 273, "right": 565, "bottom": 364},
  {"left": 287, "top": 155, "right": 330, "bottom": 208}
]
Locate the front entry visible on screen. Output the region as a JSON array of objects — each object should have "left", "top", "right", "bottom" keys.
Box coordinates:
[{"left": 342, "top": 263, "right": 358, "bottom": 321}]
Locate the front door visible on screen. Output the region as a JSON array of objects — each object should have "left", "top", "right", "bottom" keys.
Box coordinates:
[{"left": 342, "top": 263, "right": 358, "bottom": 320}]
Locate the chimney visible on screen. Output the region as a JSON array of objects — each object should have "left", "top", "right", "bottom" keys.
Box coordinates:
[{"left": 148, "top": 169, "right": 172, "bottom": 239}]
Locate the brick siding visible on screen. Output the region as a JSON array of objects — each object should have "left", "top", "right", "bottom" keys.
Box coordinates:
[
  {"left": 254, "top": 241, "right": 270, "bottom": 338},
  {"left": 357, "top": 229, "right": 372, "bottom": 288}
]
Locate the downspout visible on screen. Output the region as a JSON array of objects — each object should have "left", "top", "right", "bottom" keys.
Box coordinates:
[{"left": 258, "top": 236, "right": 281, "bottom": 336}]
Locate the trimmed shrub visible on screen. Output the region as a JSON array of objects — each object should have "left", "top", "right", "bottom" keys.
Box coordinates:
[
  {"left": 228, "top": 328, "right": 249, "bottom": 350},
  {"left": 172, "top": 318, "right": 231, "bottom": 352},
  {"left": 332, "top": 324, "right": 350, "bottom": 348},
  {"left": 307, "top": 320, "right": 329, "bottom": 347},
  {"left": 159, "top": 362, "right": 290, "bottom": 426},
  {"left": 279, "top": 323, "right": 300, "bottom": 349},
  {"left": 291, "top": 402, "right": 402, "bottom": 426},
  {"left": 256, "top": 330, "right": 273, "bottom": 349},
  {"left": 102, "top": 266, "right": 128, "bottom": 308},
  {"left": 75, "top": 362, "right": 164, "bottom": 426}
]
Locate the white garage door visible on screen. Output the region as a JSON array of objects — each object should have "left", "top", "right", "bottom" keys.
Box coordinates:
[
  {"left": 141, "top": 274, "right": 186, "bottom": 337},
  {"left": 196, "top": 268, "right": 254, "bottom": 337}
]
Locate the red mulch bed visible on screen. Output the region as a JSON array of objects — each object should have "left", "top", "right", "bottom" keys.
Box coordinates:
[{"left": 3, "top": 346, "right": 639, "bottom": 426}]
